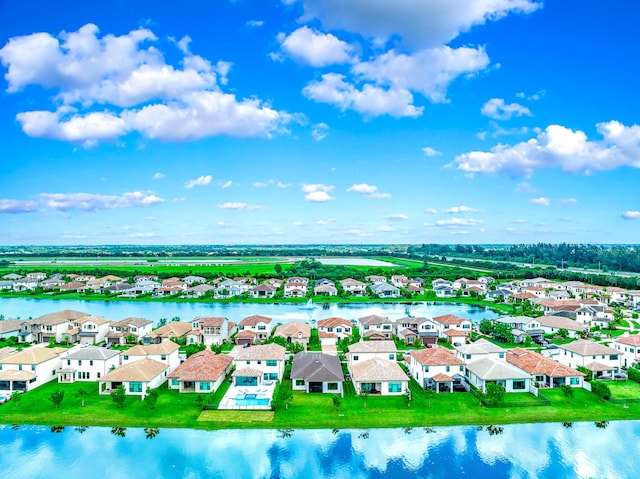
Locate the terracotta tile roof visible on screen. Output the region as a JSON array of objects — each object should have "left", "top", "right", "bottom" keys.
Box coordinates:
[
  {"left": 431, "top": 373, "right": 454, "bottom": 382},
  {"left": 408, "top": 347, "right": 464, "bottom": 366},
  {"left": 235, "top": 343, "right": 286, "bottom": 361},
  {"left": 444, "top": 329, "right": 468, "bottom": 337},
  {"left": 77, "top": 316, "right": 111, "bottom": 326},
  {"left": 1, "top": 347, "right": 65, "bottom": 365},
  {"left": 559, "top": 340, "right": 619, "bottom": 356},
  {"left": 506, "top": 348, "right": 584, "bottom": 378},
  {"left": 537, "top": 315, "right": 586, "bottom": 332},
  {"left": 195, "top": 317, "right": 226, "bottom": 327},
  {"left": 511, "top": 292, "right": 537, "bottom": 300},
  {"left": 168, "top": 350, "right": 233, "bottom": 381},
  {"left": 585, "top": 361, "right": 616, "bottom": 372},
  {"left": 465, "top": 357, "right": 532, "bottom": 381},
  {"left": 274, "top": 322, "right": 311, "bottom": 339},
  {"left": 358, "top": 314, "right": 392, "bottom": 325},
  {"left": 233, "top": 366, "right": 264, "bottom": 377},
  {"left": 126, "top": 341, "right": 180, "bottom": 356},
  {"left": 113, "top": 317, "right": 153, "bottom": 328},
  {"left": 615, "top": 334, "right": 640, "bottom": 347},
  {"left": 235, "top": 330, "right": 257, "bottom": 339},
  {"left": 432, "top": 314, "right": 468, "bottom": 325},
  {"left": 34, "top": 310, "right": 88, "bottom": 325},
  {"left": 0, "top": 370, "right": 37, "bottom": 381},
  {"left": 101, "top": 358, "right": 168, "bottom": 382},
  {"left": 239, "top": 315, "right": 273, "bottom": 326},
  {"left": 317, "top": 317, "right": 352, "bottom": 329}
]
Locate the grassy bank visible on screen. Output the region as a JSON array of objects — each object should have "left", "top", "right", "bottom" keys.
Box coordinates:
[{"left": 2, "top": 379, "right": 639, "bottom": 431}]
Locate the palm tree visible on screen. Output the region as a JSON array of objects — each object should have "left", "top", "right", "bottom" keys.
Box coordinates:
[{"left": 76, "top": 388, "right": 89, "bottom": 408}]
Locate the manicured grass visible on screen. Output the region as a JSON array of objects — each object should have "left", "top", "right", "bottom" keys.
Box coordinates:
[
  {"left": 3, "top": 378, "right": 640, "bottom": 430},
  {"left": 602, "top": 380, "right": 640, "bottom": 398}
]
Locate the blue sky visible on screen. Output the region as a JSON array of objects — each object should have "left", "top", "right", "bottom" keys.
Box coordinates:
[{"left": 1, "top": 0, "right": 639, "bottom": 245}]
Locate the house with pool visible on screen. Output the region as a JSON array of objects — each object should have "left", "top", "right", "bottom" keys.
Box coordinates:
[
  {"left": 168, "top": 350, "right": 233, "bottom": 393},
  {"left": 233, "top": 343, "right": 286, "bottom": 386},
  {"left": 348, "top": 341, "right": 408, "bottom": 395},
  {"left": 291, "top": 352, "right": 345, "bottom": 395}
]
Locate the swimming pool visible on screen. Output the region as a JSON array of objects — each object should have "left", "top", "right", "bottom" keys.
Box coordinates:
[{"left": 234, "top": 396, "right": 270, "bottom": 407}]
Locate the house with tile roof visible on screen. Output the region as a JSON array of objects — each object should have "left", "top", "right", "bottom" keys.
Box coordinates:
[
  {"left": 358, "top": 314, "right": 393, "bottom": 340},
  {"left": 122, "top": 341, "right": 180, "bottom": 373},
  {"left": 274, "top": 322, "right": 311, "bottom": 347},
  {"left": 233, "top": 343, "right": 286, "bottom": 384},
  {"left": 406, "top": 347, "right": 465, "bottom": 392},
  {"left": 613, "top": 334, "right": 640, "bottom": 367},
  {"left": 537, "top": 315, "right": 587, "bottom": 338},
  {"left": 506, "top": 348, "right": 584, "bottom": 388},
  {"left": 146, "top": 321, "right": 192, "bottom": 344},
  {"left": 30, "top": 310, "right": 89, "bottom": 343},
  {"left": 189, "top": 316, "right": 230, "bottom": 346},
  {"left": 465, "top": 357, "right": 533, "bottom": 394},
  {"left": 556, "top": 340, "right": 621, "bottom": 378},
  {"left": 73, "top": 316, "right": 112, "bottom": 345},
  {"left": 291, "top": 352, "right": 345, "bottom": 395},
  {"left": 58, "top": 346, "right": 121, "bottom": 383},
  {"left": 0, "top": 347, "right": 68, "bottom": 393},
  {"left": 98, "top": 357, "right": 169, "bottom": 398},
  {"left": 455, "top": 339, "right": 505, "bottom": 363},
  {"left": 340, "top": 278, "right": 367, "bottom": 296},
  {"left": 250, "top": 283, "right": 278, "bottom": 299},
  {"left": 350, "top": 357, "right": 408, "bottom": 396},
  {"left": 432, "top": 314, "right": 473, "bottom": 338},
  {"left": 107, "top": 317, "right": 153, "bottom": 345},
  {"left": 317, "top": 317, "right": 352, "bottom": 345},
  {"left": 236, "top": 315, "right": 273, "bottom": 345},
  {"left": 168, "top": 350, "right": 233, "bottom": 393}
]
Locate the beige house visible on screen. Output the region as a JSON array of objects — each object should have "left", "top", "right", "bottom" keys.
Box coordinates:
[
  {"left": 99, "top": 357, "right": 169, "bottom": 398},
  {"left": 146, "top": 321, "right": 192, "bottom": 344},
  {"left": 168, "top": 350, "right": 233, "bottom": 393},
  {"left": 122, "top": 341, "right": 181, "bottom": 373},
  {"left": 0, "top": 347, "right": 67, "bottom": 393},
  {"left": 274, "top": 322, "right": 311, "bottom": 347},
  {"left": 557, "top": 340, "right": 621, "bottom": 378}
]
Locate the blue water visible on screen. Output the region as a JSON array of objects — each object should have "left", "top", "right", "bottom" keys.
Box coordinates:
[
  {"left": 234, "top": 397, "right": 270, "bottom": 406},
  {"left": 0, "top": 297, "right": 499, "bottom": 327},
  {"left": 0, "top": 422, "right": 636, "bottom": 478}
]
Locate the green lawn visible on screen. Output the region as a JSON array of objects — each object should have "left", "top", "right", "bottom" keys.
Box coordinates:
[
  {"left": 602, "top": 380, "right": 640, "bottom": 398},
  {"left": 3, "top": 379, "right": 640, "bottom": 430}
]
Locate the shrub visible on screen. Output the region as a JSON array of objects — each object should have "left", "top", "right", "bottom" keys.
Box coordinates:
[{"left": 591, "top": 381, "right": 611, "bottom": 400}]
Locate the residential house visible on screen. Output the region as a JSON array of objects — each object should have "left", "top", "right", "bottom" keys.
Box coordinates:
[
  {"left": 233, "top": 343, "right": 286, "bottom": 385},
  {"left": 74, "top": 316, "right": 112, "bottom": 345},
  {"left": 189, "top": 317, "right": 230, "bottom": 346},
  {"left": 391, "top": 275, "right": 408, "bottom": 288},
  {"left": 2, "top": 273, "right": 22, "bottom": 281},
  {"left": 434, "top": 285, "right": 456, "bottom": 298},
  {"left": 182, "top": 275, "right": 207, "bottom": 286},
  {"left": 122, "top": 341, "right": 181, "bottom": 373},
  {"left": 13, "top": 278, "right": 39, "bottom": 291},
  {"left": 274, "top": 322, "right": 311, "bottom": 347},
  {"left": 40, "top": 278, "right": 65, "bottom": 290},
  {"left": 186, "top": 283, "right": 216, "bottom": 298},
  {"left": 215, "top": 278, "right": 244, "bottom": 298},
  {"left": 250, "top": 283, "right": 278, "bottom": 299},
  {"left": 613, "top": 334, "right": 640, "bottom": 367},
  {"left": 31, "top": 310, "right": 88, "bottom": 343},
  {"left": 455, "top": 339, "right": 506, "bottom": 363},
  {"left": 236, "top": 315, "right": 273, "bottom": 345},
  {"left": 406, "top": 347, "right": 465, "bottom": 392},
  {"left": 494, "top": 316, "right": 544, "bottom": 343},
  {"left": 432, "top": 314, "right": 473, "bottom": 339},
  {"left": 370, "top": 282, "right": 401, "bottom": 298},
  {"left": 314, "top": 283, "right": 338, "bottom": 296},
  {"left": 348, "top": 341, "right": 406, "bottom": 396},
  {"left": 537, "top": 315, "right": 586, "bottom": 338},
  {"left": 358, "top": 314, "right": 393, "bottom": 340},
  {"left": 58, "top": 346, "right": 120, "bottom": 383},
  {"left": 465, "top": 357, "right": 533, "bottom": 393},
  {"left": 168, "top": 350, "right": 233, "bottom": 393},
  {"left": 25, "top": 272, "right": 47, "bottom": 281},
  {"left": 291, "top": 352, "right": 345, "bottom": 395},
  {"left": 556, "top": 340, "right": 621, "bottom": 378},
  {"left": 146, "top": 321, "right": 192, "bottom": 344},
  {"left": 0, "top": 280, "right": 14, "bottom": 291},
  {"left": 432, "top": 278, "right": 453, "bottom": 289},
  {"left": 98, "top": 358, "right": 169, "bottom": 398},
  {"left": 365, "top": 275, "right": 387, "bottom": 284},
  {"left": 478, "top": 276, "right": 496, "bottom": 285},
  {"left": 284, "top": 280, "right": 308, "bottom": 297},
  {"left": 0, "top": 320, "right": 29, "bottom": 340},
  {"left": 394, "top": 316, "right": 439, "bottom": 346},
  {"left": 0, "top": 347, "right": 67, "bottom": 393},
  {"left": 340, "top": 278, "right": 367, "bottom": 296},
  {"left": 107, "top": 317, "right": 153, "bottom": 345},
  {"left": 317, "top": 317, "right": 352, "bottom": 345},
  {"left": 506, "top": 348, "right": 584, "bottom": 388}
]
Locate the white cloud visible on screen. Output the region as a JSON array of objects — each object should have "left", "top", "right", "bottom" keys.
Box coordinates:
[
  {"left": 291, "top": 0, "right": 541, "bottom": 48},
  {"left": 303, "top": 73, "right": 422, "bottom": 118},
  {"left": 293, "top": 221, "right": 305, "bottom": 226},
  {"left": 530, "top": 197, "right": 550, "bottom": 206},
  {"left": 129, "top": 232, "right": 155, "bottom": 238},
  {"left": 622, "top": 211, "right": 640, "bottom": 220},
  {"left": 40, "top": 191, "right": 163, "bottom": 211},
  {"left": 353, "top": 46, "right": 490, "bottom": 103},
  {"left": 316, "top": 220, "right": 327, "bottom": 225},
  {"left": 481, "top": 98, "right": 532, "bottom": 120},
  {"left": 185, "top": 175, "right": 212, "bottom": 189},
  {"left": 386, "top": 213, "right": 409, "bottom": 221},
  {"left": 0, "top": 199, "right": 38, "bottom": 214},
  {"left": 511, "top": 219, "right": 529, "bottom": 224},
  {"left": 347, "top": 183, "right": 391, "bottom": 199},
  {"left": 312, "top": 122, "right": 329, "bottom": 141},
  {"left": 152, "top": 172, "right": 166, "bottom": 180},
  {"left": 377, "top": 225, "right": 394, "bottom": 232},
  {"left": 253, "top": 181, "right": 268, "bottom": 188},
  {"left": 246, "top": 20, "right": 264, "bottom": 28},
  {"left": 435, "top": 218, "right": 482, "bottom": 227},
  {"left": 453, "top": 121, "right": 640, "bottom": 177},
  {"left": 221, "top": 180, "right": 233, "bottom": 189},
  {"left": 1, "top": 24, "right": 294, "bottom": 144},
  {"left": 422, "top": 146, "right": 441, "bottom": 157},
  {"left": 424, "top": 208, "right": 437, "bottom": 214},
  {"left": 302, "top": 183, "right": 334, "bottom": 202},
  {"left": 277, "top": 181, "right": 291, "bottom": 188},
  {"left": 442, "top": 205, "right": 483, "bottom": 214},
  {"left": 276, "top": 26, "right": 354, "bottom": 67},
  {"left": 558, "top": 198, "right": 577, "bottom": 206},
  {"left": 218, "top": 202, "right": 263, "bottom": 211},
  {"left": 516, "top": 182, "right": 536, "bottom": 193}
]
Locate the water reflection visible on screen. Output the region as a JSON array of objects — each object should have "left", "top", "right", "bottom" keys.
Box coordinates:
[{"left": 0, "top": 422, "right": 638, "bottom": 479}]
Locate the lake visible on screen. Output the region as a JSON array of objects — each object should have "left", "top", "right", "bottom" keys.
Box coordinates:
[
  {"left": 0, "top": 298, "right": 499, "bottom": 327},
  {"left": 0, "top": 421, "right": 636, "bottom": 478}
]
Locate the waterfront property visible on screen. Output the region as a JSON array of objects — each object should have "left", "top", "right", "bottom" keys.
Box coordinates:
[
  {"left": 505, "top": 348, "right": 584, "bottom": 388},
  {"left": 0, "top": 347, "right": 67, "bottom": 393},
  {"left": 405, "top": 347, "right": 466, "bottom": 392},
  {"left": 58, "top": 346, "right": 121, "bottom": 383},
  {"left": 455, "top": 339, "right": 505, "bottom": 363},
  {"left": 556, "top": 340, "right": 621, "bottom": 378},
  {"left": 107, "top": 317, "right": 153, "bottom": 345},
  {"left": 122, "top": 341, "right": 181, "bottom": 373},
  {"left": 465, "top": 357, "right": 533, "bottom": 393},
  {"left": 432, "top": 314, "right": 473, "bottom": 339},
  {"left": 613, "top": 333, "right": 640, "bottom": 367},
  {"left": 168, "top": 350, "right": 233, "bottom": 393},
  {"left": 146, "top": 321, "right": 192, "bottom": 344},
  {"left": 348, "top": 340, "right": 407, "bottom": 395},
  {"left": 233, "top": 343, "right": 286, "bottom": 384},
  {"left": 189, "top": 316, "right": 231, "bottom": 346},
  {"left": 358, "top": 314, "right": 393, "bottom": 340},
  {"left": 316, "top": 317, "right": 352, "bottom": 345},
  {"left": 290, "top": 352, "right": 344, "bottom": 395},
  {"left": 98, "top": 357, "right": 169, "bottom": 398}
]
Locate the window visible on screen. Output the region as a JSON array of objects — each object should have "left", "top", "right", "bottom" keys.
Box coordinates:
[
  {"left": 424, "top": 365, "right": 429, "bottom": 372},
  {"left": 611, "top": 355, "right": 619, "bottom": 360},
  {"left": 570, "top": 377, "right": 579, "bottom": 385},
  {"left": 327, "top": 383, "right": 338, "bottom": 390},
  {"left": 388, "top": 382, "right": 402, "bottom": 393},
  {"left": 499, "top": 353, "right": 505, "bottom": 359},
  {"left": 258, "top": 325, "right": 266, "bottom": 330},
  {"left": 264, "top": 373, "right": 278, "bottom": 381},
  {"left": 200, "top": 382, "right": 211, "bottom": 391},
  {"left": 466, "top": 354, "right": 471, "bottom": 360},
  {"left": 353, "top": 355, "right": 359, "bottom": 361},
  {"left": 295, "top": 379, "right": 305, "bottom": 386},
  {"left": 257, "top": 360, "right": 262, "bottom": 365},
  {"left": 383, "top": 325, "right": 391, "bottom": 330},
  {"left": 266, "top": 360, "right": 277, "bottom": 367},
  {"left": 18, "top": 364, "right": 22, "bottom": 371},
  {"left": 336, "top": 328, "right": 341, "bottom": 333},
  {"left": 67, "top": 360, "right": 70, "bottom": 366},
  {"left": 459, "top": 365, "right": 464, "bottom": 372},
  {"left": 463, "top": 324, "right": 470, "bottom": 329},
  {"left": 129, "top": 382, "right": 143, "bottom": 393},
  {"left": 123, "top": 355, "right": 129, "bottom": 361},
  {"left": 97, "top": 373, "right": 101, "bottom": 379},
  {"left": 78, "top": 360, "right": 82, "bottom": 366},
  {"left": 327, "top": 327, "right": 333, "bottom": 332},
  {"left": 161, "top": 354, "right": 167, "bottom": 360},
  {"left": 246, "top": 361, "right": 251, "bottom": 365},
  {"left": 172, "top": 379, "right": 179, "bottom": 386},
  {"left": 364, "top": 325, "right": 369, "bottom": 330},
  {"left": 31, "top": 365, "right": 36, "bottom": 371},
  {"left": 389, "top": 354, "right": 395, "bottom": 361},
  {"left": 512, "top": 380, "right": 526, "bottom": 390},
  {"left": 52, "top": 370, "right": 56, "bottom": 376},
  {"left": 445, "top": 366, "right": 450, "bottom": 372},
  {"left": 89, "top": 360, "right": 93, "bottom": 366}
]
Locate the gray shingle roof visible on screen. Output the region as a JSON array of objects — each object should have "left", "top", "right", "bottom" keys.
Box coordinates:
[{"left": 290, "top": 352, "right": 344, "bottom": 382}]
